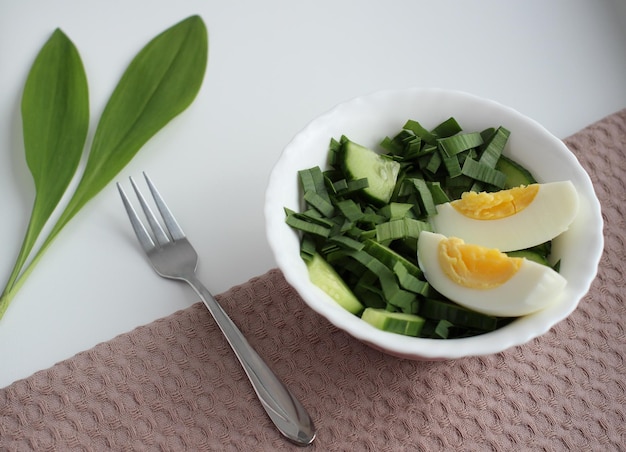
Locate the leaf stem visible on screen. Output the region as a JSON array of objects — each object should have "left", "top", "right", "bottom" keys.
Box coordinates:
[{"left": 0, "top": 214, "right": 67, "bottom": 319}]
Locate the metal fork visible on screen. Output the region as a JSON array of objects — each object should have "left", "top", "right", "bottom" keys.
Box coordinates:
[{"left": 117, "top": 173, "right": 316, "bottom": 446}]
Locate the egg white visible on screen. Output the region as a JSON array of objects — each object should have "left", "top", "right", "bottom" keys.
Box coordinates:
[
  {"left": 417, "top": 231, "right": 567, "bottom": 317},
  {"left": 429, "top": 181, "right": 579, "bottom": 252}
]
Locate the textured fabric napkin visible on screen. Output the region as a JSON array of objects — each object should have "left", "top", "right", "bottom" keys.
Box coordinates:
[{"left": 1, "top": 110, "right": 625, "bottom": 451}]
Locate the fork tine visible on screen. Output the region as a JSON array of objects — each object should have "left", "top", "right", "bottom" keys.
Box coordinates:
[
  {"left": 143, "top": 172, "right": 186, "bottom": 241},
  {"left": 117, "top": 183, "right": 156, "bottom": 253},
  {"left": 129, "top": 176, "right": 170, "bottom": 246}
]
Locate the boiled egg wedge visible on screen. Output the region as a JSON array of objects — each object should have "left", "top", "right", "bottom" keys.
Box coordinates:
[
  {"left": 417, "top": 231, "right": 567, "bottom": 317},
  {"left": 429, "top": 181, "right": 578, "bottom": 252}
]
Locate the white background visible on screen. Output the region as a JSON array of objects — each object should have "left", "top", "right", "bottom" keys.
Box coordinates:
[{"left": 1, "top": 0, "right": 624, "bottom": 388}]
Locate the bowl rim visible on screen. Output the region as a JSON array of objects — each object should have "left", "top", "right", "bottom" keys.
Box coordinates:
[{"left": 265, "top": 87, "right": 604, "bottom": 359}]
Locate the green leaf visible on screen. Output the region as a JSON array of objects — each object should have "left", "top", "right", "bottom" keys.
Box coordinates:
[
  {"left": 0, "top": 29, "right": 88, "bottom": 316},
  {"left": 55, "top": 14, "right": 209, "bottom": 228},
  {"left": 0, "top": 15, "right": 209, "bottom": 319}
]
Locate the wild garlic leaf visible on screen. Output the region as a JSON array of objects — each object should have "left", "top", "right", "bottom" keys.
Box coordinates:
[
  {"left": 0, "top": 29, "right": 88, "bottom": 308},
  {"left": 0, "top": 15, "right": 208, "bottom": 319},
  {"left": 54, "top": 15, "right": 209, "bottom": 228}
]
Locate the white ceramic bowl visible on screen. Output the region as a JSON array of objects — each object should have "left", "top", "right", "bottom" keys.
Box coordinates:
[{"left": 265, "top": 88, "right": 603, "bottom": 360}]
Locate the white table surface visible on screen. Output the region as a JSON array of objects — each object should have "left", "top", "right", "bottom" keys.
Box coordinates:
[{"left": 1, "top": 0, "right": 624, "bottom": 388}]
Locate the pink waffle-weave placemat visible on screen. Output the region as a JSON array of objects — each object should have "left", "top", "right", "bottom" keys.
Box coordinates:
[{"left": 1, "top": 109, "right": 625, "bottom": 451}]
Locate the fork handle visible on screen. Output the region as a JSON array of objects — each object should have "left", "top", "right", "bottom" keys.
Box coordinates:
[{"left": 183, "top": 273, "right": 316, "bottom": 446}]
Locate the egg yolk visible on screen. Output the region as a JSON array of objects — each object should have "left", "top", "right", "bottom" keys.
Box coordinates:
[
  {"left": 438, "top": 237, "right": 522, "bottom": 289},
  {"left": 450, "top": 184, "right": 539, "bottom": 220}
]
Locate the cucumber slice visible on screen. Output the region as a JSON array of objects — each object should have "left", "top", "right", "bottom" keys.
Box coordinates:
[
  {"left": 361, "top": 307, "right": 426, "bottom": 336},
  {"left": 306, "top": 253, "right": 364, "bottom": 315},
  {"left": 495, "top": 155, "right": 537, "bottom": 188},
  {"left": 339, "top": 138, "right": 400, "bottom": 204}
]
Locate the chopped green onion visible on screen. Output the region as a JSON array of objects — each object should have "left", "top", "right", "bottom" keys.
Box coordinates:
[
  {"left": 420, "top": 298, "right": 498, "bottom": 331},
  {"left": 404, "top": 137, "right": 423, "bottom": 159},
  {"left": 426, "top": 181, "right": 450, "bottom": 205},
  {"left": 330, "top": 178, "right": 348, "bottom": 194},
  {"left": 478, "top": 126, "right": 510, "bottom": 168},
  {"left": 402, "top": 119, "right": 437, "bottom": 145},
  {"left": 362, "top": 239, "right": 423, "bottom": 277},
  {"left": 380, "top": 136, "right": 402, "bottom": 155},
  {"left": 431, "top": 117, "right": 462, "bottom": 138},
  {"left": 328, "top": 138, "right": 341, "bottom": 165},
  {"left": 410, "top": 178, "right": 437, "bottom": 216},
  {"left": 300, "top": 236, "right": 317, "bottom": 261},
  {"left": 335, "top": 199, "right": 363, "bottom": 222},
  {"left": 342, "top": 249, "right": 416, "bottom": 312},
  {"left": 442, "top": 154, "right": 463, "bottom": 178},
  {"left": 437, "top": 132, "right": 483, "bottom": 157},
  {"left": 434, "top": 319, "right": 454, "bottom": 339},
  {"left": 393, "top": 262, "right": 429, "bottom": 295},
  {"left": 298, "top": 166, "right": 327, "bottom": 198},
  {"left": 425, "top": 151, "right": 442, "bottom": 173},
  {"left": 379, "top": 202, "right": 414, "bottom": 220},
  {"left": 346, "top": 178, "right": 369, "bottom": 193},
  {"left": 327, "top": 235, "right": 365, "bottom": 251},
  {"left": 375, "top": 218, "right": 431, "bottom": 242},
  {"left": 303, "top": 190, "right": 335, "bottom": 217},
  {"left": 285, "top": 213, "right": 331, "bottom": 238},
  {"left": 461, "top": 157, "right": 507, "bottom": 188}
]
